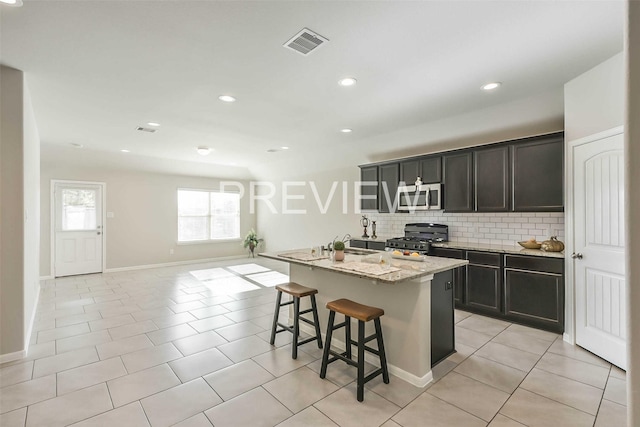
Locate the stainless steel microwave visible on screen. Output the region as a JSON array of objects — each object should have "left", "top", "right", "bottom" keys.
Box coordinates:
[{"left": 396, "top": 184, "right": 442, "bottom": 211}]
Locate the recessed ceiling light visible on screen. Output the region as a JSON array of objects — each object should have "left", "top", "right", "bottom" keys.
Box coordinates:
[
  {"left": 196, "top": 146, "right": 212, "bottom": 156},
  {"left": 481, "top": 82, "right": 502, "bottom": 91},
  {"left": 146, "top": 122, "right": 160, "bottom": 127},
  {"left": 340, "top": 128, "right": 353, "bottom": 133},
  {"left": 120, "top": 149, "right": 130, "bottom": 153},
  {"left": 338, "top": 77, "right": 357, "bottom": 87},
  {"left": 70, "top": 143, "right": 83, "bottom": 148},
  {"left": 281, "top": 146, "right": 289, "bottom": 150},
  {"left": 218, "top": 95, "right": 236, "bottom": 103}
]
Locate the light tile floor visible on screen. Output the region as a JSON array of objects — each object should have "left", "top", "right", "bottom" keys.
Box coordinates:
[{"left": 0, "top": 257, "right": 628, "bottom": 426}]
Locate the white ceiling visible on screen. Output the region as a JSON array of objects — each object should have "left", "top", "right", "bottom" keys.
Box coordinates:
[{"left": 0, "top": 1, "right": 624, "bottom": 179}]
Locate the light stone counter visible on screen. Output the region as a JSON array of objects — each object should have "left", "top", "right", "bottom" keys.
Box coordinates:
[
  {"left": 432, "top": 241, "right": 565, "bottom": 259},
  {"left": 260, "top": 249, "right": 468, "bottom": 284}
]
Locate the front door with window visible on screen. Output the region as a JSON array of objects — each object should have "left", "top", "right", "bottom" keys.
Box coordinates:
[{"left": 54, "top": 182, "right": 103, "bottom": 277}]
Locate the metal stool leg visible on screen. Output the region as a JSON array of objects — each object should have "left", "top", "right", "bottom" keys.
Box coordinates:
[
  {"left": 270, "top": 291, "right": 283, "bottom": 345},
  {"left": 375, "top": 318, "right": 390, "bottom": 383},
  {"left": 357, "top": 320, "right": 365, "bottom": 402},
  {"left": 310, "top": 294, "right": 323, "bottom": 349},
  {"left": 320, "top": 310, "right": 335, "bottom": 379},
  {"left": 292, "top": 296, "right": 300, "bottom": 359}
]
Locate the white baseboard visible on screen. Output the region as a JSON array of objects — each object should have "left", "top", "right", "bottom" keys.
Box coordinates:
[
  {"left": 103, "top": 255, "right": 248, "bottom": 273},
  {"left": 0, "top": 349, "right": 27, "bottom": 364},
  {"left": 39, "top": 275, "right": 54, "bottom": 281}
]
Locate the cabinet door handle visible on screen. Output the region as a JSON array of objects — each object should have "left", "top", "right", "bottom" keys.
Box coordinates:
[{"left": 571, "top": 252, "right": 583, "bottom": 259}]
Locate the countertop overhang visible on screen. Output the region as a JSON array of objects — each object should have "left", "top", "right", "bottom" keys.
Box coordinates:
[{"left": 260, "top": 249, "right": 468, "bottom": 284}]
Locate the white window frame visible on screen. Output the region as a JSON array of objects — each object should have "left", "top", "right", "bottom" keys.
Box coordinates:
[{"left": 177, "top": 188, "right": 241, "bottom": 244}]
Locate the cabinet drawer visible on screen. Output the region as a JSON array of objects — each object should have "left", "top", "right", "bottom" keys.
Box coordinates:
[
  {"left": 467, "top": 251, "right": 501, "bottom": 266},
  {"left": 350, "top": 239, "right": 367, "bottom": 249},
  {"left": 430, "top": 247, "right": 465, "bottom": 259},
  {"left": 504, "top": 255, "right": 563, "bottom": 274},
  {"left": 368, "top": 241, "right": 386, "bottom": 251}
]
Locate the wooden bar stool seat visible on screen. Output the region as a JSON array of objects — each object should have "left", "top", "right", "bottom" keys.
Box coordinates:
[
  {"left": 270, "top": 282, "right": 323, "bottom": 359},
  {"left": 320, "top": 298, "right": 390, "bottom": 402}
]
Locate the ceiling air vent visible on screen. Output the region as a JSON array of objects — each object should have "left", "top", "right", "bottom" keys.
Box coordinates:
[
  {"left": 136, "top": 126, "right": 157, "bottom": 133},
  {"left": 283, "top": 28, "right": 328, "bottom": 56}
]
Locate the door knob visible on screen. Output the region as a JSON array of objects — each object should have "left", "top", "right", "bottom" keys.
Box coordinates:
[
  {"left": 97, "top": 232, "right": 101, "bottom": 235},
  {"left": 571, "top": 252, "right": 583, "bottom": 259}
]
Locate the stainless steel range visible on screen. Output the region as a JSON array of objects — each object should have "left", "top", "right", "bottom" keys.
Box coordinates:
[{"left": 385, "top": 223, "right": 448, "bottom": 254}]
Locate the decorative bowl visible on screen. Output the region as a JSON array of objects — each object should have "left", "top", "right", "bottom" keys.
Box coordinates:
[{"left": 518, "top": 240, "right": 542, "bottom": 249}]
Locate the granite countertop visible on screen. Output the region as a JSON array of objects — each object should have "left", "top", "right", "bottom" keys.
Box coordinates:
[
  {"left": 431, "top": 241, "right": 565, "bottom": 259},
  {"left": 260, "top": 249, "right": 468, "bottom": 284}
]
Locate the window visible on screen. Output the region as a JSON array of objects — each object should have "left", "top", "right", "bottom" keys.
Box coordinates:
[{"left": 178, "top": 189, "right": 240, "bottom": 242}]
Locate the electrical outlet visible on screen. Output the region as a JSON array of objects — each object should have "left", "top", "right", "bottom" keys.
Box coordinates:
[{"left": 169, "top": 249, "right": 174, "bottom": 255}]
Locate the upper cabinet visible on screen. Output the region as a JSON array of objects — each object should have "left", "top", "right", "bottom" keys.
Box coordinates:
[
  {"left": 511, "top": 135, "right": 564, "bottom": 212},
  {"left": 359, "top": 132, "right": 563, "bottom": 213},
  {"left": 378, "top": 163, "right": 400, "bottom": 213},
  {"left": 443, "top": 152, "right": 474, "bottom": 212},
  {"left": 443, "top": 133, "right": 563, "bottom": 212},
  {"left": 400, "top": 156, "right": 441, "bottom": 185},
  {"left": 475, "top": 146, "right": 510, "bottom": 212},
  {"left": 360, "top": 166, "right": 378, "bottom": 212}
]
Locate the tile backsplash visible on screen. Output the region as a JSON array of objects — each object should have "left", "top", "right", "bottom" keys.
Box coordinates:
[{"left": 368, "top": 211, "right": 565, "bottom": 246}]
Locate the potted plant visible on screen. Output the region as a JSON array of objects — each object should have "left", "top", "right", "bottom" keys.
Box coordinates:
[
  {"left": 333, "top": 240, "right": 345, "bottom": 261},
  {"left": 243, "top": 229, "right": 263, "bottom": 258}
]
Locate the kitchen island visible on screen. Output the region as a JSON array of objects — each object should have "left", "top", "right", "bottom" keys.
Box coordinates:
[{"left": 260, "top": 249, "right": 468, "bottom": 387}]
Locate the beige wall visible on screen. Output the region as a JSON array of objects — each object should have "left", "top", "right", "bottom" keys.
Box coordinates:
[
  {"left": 626, "top": 2, "right": 639, "bottom": 423},
  {"left": 40, "top": 163, "right": 255, "bottom": 276},
  {"left": 564, "top": 52, "right": 624, "bottom": 142},
  {"left": 256, "top": 166, "right": 362, "bottom": 253},
  {"left": 0, "top": 66, "right": 40, "bottom": 359}
]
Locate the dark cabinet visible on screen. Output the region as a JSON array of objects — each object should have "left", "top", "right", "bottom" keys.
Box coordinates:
[
  {"left": 430, "top": 247, "right": 564, "bottom": 333},
  {"left": 421, "top": 157, "right": 442, "bottom": 184},
  {"left": 350, "top": 239, "right": 386, "bottom": 251},
  {"left": 400, "top": 156, "right": 442, "bottom": 185},
  {"left": 378, "top": 163, "right": 399, "bottom": 213},
  {"left": 429, "top": 247, "right": 465, "bottom": 305},
  {"left": 399, "top": 160, "right": 419, "bottom": 185},
  {"left": 512, "top": 135, "right": 564, "bottom": 212},
  {"left": 465, "top": 251, "right": 502, "bottom": 314},
  {"left": 359, "top": 166, "right": 378, "bottom": 212},
  {"left": 360, "top": 132, "right": 563, "bottom": 213},
  {"left": 475, "top": 146, "right": 509, "bottom": 212},
  {"left": 431, "top": 269, "right": 455, "bottom": 367},
  {"left": 504, "top": 255, "right": 564, "bottom": 333},
  {"left": 443, "top": 152, "right": 474, "bottom": 212}
]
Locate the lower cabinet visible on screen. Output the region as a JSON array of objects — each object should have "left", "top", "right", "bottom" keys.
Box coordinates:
[
  {"left": 431, "top": 269, "right": 455, "bottom": 367},
  {"left": 349, "top": 239, "right": 386, "bottom": 251},
  {"left": 430, "top": 248, "right": 564, "bottom": 333},
  {"left": 504, "top": 255, "right": 564, "bottom": 333},
  {"left": 429, "top": 247, "right": 465, "bottom": 304},
  {"left": 465, "top": 251, "right": 502, "bottom": 314}
]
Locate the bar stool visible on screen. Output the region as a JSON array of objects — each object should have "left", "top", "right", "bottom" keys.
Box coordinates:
[
  {"left": 320, "top": 298, "right": 389, "bottom": 402},
  {"left": 270, "top": 282, "right": 323, "bottom": 359}
]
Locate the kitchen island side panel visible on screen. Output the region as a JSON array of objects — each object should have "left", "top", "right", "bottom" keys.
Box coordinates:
[{"left": 290, "top": 263, "right": 434, "bottom": 386}]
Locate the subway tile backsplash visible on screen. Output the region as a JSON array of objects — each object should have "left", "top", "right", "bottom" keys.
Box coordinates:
[{"left": 368, "top": 211, "right": 565, "bottom": 246}]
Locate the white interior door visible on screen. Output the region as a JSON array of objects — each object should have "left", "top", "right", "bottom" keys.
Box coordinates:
[
  {"left": 54, "top": 182, "right": 104, "bottom": 277},
  {"left": 573, "top": 131, "right": 626, "bottom": 369}
]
